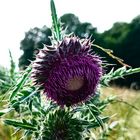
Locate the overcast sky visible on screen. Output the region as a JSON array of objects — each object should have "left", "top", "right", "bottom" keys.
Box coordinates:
[{"left": 0, "top": 0, "right": 140, "bottom": 68}]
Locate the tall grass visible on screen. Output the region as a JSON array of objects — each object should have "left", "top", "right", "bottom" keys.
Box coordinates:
[{"left": 102, "top": 87, "right": 140, "bottom": 140}]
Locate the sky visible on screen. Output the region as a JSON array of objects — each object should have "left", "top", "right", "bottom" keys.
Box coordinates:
[{"left": 0, "top": 0, "right": 140, "bottom": 68}]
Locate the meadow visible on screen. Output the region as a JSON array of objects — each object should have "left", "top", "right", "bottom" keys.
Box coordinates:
[
  {"left": 102, "top": 87, "right": 140, "bottom": 140},
  {"left": 0, "top": 87, "right": 140, "bottom": 140}
]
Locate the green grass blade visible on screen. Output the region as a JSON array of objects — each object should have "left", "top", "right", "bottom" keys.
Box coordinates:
[{"left": 50, "top": 0, "right": 61, "bottom": 41}]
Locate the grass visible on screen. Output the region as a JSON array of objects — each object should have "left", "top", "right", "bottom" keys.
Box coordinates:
[
  {"left": 101, "top": 87, "right": 140, "bottom": 140},
  {"left": 0, "top": 87, "right": 140, "bottom": 140}
]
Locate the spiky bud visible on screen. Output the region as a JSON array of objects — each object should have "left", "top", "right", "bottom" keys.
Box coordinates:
[
  {"left": 40, "top": 109, "right": 83, "bottom": 140},
  {"left": 31, "top": 37, "right": 102, "bottom": 106}
]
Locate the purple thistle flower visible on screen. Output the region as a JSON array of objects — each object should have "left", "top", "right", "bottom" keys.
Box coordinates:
[{"left": 31, "top": 37, "right": 102, "bottom": 106}]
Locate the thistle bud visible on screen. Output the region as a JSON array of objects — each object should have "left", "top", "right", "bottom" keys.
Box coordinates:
[{"left": 41, "top": 109, "right": 83, "bottom": 140}]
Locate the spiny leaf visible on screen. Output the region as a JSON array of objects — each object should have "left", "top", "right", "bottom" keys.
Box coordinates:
[
  {"left": 87, "top": 117, "right": 109, "bottom": 129},
  {"left": 11, "top": 89, "right": 38, "bottom": 107},
  {"left": 50, "top": 0, "right": 61, "bottom": 41},
  {"left": 101, "top": 67, "right": 140, "bottom": 86},
  {"left": 4, "top": 119, "right": 37, "bottom": 131},
  {"left": 121, "top": 67, "right": 140, "bottom": 77},
  {"left": 87, "top": 105, "right": 105, "bottom": 130},
  {"left": 10, "top": 66, "right": 31, "bottom": 101},
  {"left": 111, "top": 67, "right": 140, "bottom": 80}
]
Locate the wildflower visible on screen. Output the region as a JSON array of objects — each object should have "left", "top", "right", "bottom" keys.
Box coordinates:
[{"left": 31, "top": 37, "right": 102, "bottom": 106}]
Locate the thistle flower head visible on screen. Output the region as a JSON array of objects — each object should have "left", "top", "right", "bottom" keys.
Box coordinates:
[
  {"left": 31, "top": 37, "right": 102, "bottom": 106},
  {"left": 41, "top": 109, "right": 83, "bottom": 140}
]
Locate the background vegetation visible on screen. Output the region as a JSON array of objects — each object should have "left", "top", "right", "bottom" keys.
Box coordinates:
[{"left": 19, "top": 14, "right": 140, "bottom": 88}]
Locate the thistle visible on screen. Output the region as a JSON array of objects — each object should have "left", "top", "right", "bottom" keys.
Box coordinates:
[
  {"left": 31, "top": 37, "right": 102, "bottom": 106},
  {"left": 40, "top": 109, "right": 83, "bottom": 140}
]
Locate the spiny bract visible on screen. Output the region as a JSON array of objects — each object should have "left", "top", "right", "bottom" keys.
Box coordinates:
[
  {"left": 31, "top": 36, "right": 102, "bottom": 106},
  {"left": 40, "top": 109, "right": 83, "bottom": 140}
]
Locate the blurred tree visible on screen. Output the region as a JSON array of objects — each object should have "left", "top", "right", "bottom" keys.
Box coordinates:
[
  {"left": 60, "top": 13, "right": 80, "bottom": 33},
  {"left": 19, "top": 26, "right": 52, "bottom": 69},
  {"left": 97, "top": 22, "right": 130, "bottom": 67},
  {"left": 60, "top": 14, "right": 98, "bottom": 39},
  {"left": 101, "top": 22, "right": 129, "bottom": 49},
  {"left": 100, "top": 16, "right": 140, "bottom": 88},
  {"left": 121, "top": 16, "right": 140, "bottom": 67},
  {"left": 75, "top": 22, "right": 97, "bottom": 38},
  {"left": 116, "top": 16, "right": 140, "bottom": 87}
]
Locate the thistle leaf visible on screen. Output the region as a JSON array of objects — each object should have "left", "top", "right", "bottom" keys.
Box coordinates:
[
  {"left": 4, "top": 119, "right": 37, "bottom": 131},
  {"left": 87, "top": 105, "right": 105, "bottom": 130},
  {"left": 87, "top": 117, "right": 109, "bottom": 129},
  {"left": 101, "top": 67, "right": 140, "bottom": 86},
  {"left": 11, "top": 89, "right": 38, "bottom": 107},
  {"left": 10, "top": 66, "right": 31, "bottom": 101},
  {"left": 50, "top": 0, "right": 61, "bottom": 41}
]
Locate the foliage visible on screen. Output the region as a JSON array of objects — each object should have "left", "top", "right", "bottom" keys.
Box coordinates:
[
  {"left": 1, "top": 87, "right": 140, "bottom": 140},
  {"left": 0, "top": 65, "right": 10, "bottom": 93},
  {"left": 1, "top": 63, "right": 140, "bottom": 139},
  {"left": 0, "top": 50, "right": 16, "bottom": 93},
  {"left": 2, "top": 64, "right": 140, "bottom": 139}
]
